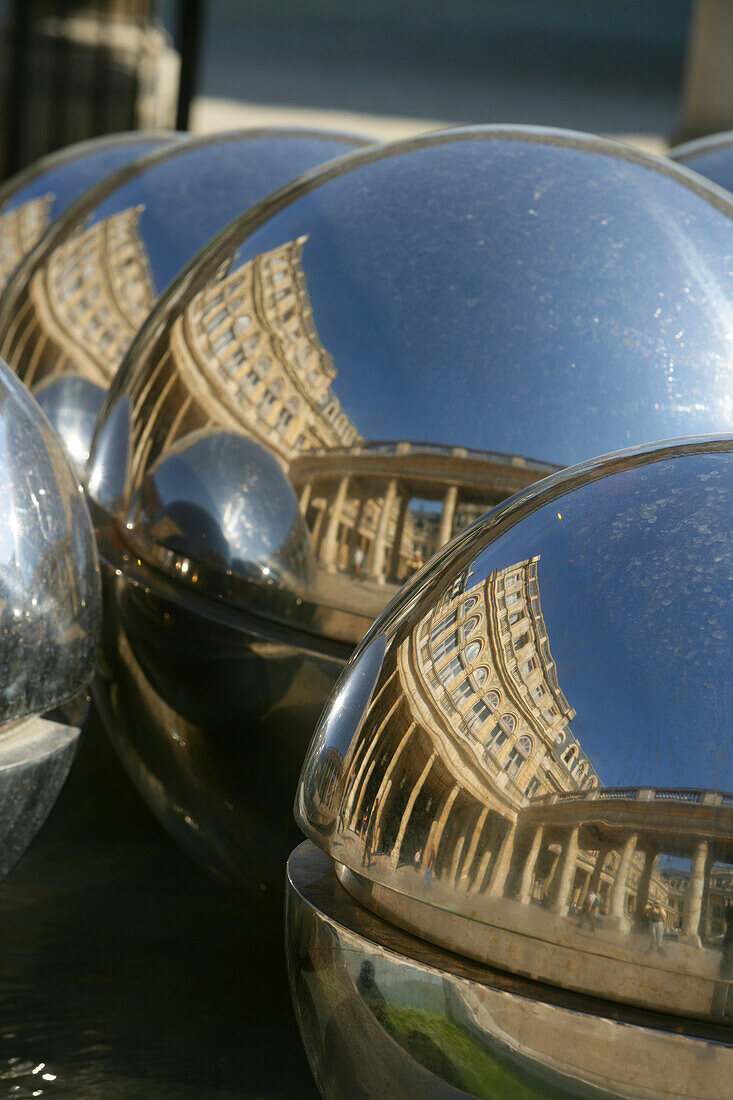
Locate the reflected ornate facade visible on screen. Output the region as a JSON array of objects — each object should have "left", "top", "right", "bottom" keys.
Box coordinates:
[
  {"left": 332, "top": 556, "right": 733, "bottom": 962},
  {"left": 0, "top": 194, "right": 53, "bottom": 296},
  {"left": 118, "top": 235, "right": 559, "bottom": 610},
  {"left": 1, "top": 205, "right": 156, "bottom": 390}
]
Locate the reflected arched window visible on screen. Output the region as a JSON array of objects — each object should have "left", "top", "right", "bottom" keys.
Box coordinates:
[
  {"left": 483, "top": 712, "right": 516, "bottom": 750},
  {"left": 555, "top": 731, "right": 565, "bottom": 745},
  {"left": 576, "top": 762, "right": 585, "bottom": 779},
  {"left": 450, "top": 677, "right": 473, "bottom": 706},
  {"left": 485, "top": 690, "right": 500, "bottom": 710},
  {"left": 517, "top": 735, "right": 533, "bottom": 757},
  {"left": 462, "top": 616, "right": 478, "bottom": 637},
  {"left": 471, "top": 667, "right": 488, "bottom": 688},
  {"left": 504, "top": 734, "right": 531, "bottom": 778},
  {"left": 563, "top": 745, "right": 577, "bottom": 767},
  {"left": 463, "top": 595, "right": 478, "bottom": 613},
  {"left": 464, "top": 640, "right": 481, "bottom": 663}
]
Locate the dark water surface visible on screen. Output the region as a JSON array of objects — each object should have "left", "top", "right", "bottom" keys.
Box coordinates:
[{"left": 0, "top": 712, "right": 318, "bottom": 1098}]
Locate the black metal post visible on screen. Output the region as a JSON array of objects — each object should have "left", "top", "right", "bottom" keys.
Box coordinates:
[
  {"left": 175, "top": 0, "right": 205, "bottom": 132},
  {"left": 6, "top": 0, "right": 33, "bottom": 176}
]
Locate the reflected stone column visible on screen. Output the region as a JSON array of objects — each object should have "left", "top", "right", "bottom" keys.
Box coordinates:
[
  {"left": 310, "top": 502, "right": 326, "bottom": 551},
  {"left": 681, "top": 838, "right": 708, "bottom": 946},
  {"left": 389, "top": 493, "right": 410, "bottom": 579},
  {"left": 576, "top": 868, "right": 592, "bottom": 910},
  {"left": 390, "top": 750, "right": 435, "bottom": 869},
  {"left": 369, "top": 478, "right": 398, "bottom": 585},
  {"left": 299, "top": 480, "right": 312, "bottom": 515},
  {"left": 437, "top": 484, "right": 458, "bottom": 548},
  {"left": 360, "top": 719, "right": 415, "bottom": 833},
  {"left": 517, "top": 825, "right": 544, "bottom": 905},
  {"left": 486, "top": 820, "right": 516, "bottom": 897},
  {"left": 589, "top": 846, "right": 609, "bottom": 895},
  {"left": 551, "top": 826, "right": 579, "bottom": 917},
  {"left": 428, "top": 785, "right": 460, "bottom": 878},
  {"left": 458, "top": 807, "right": 488, "bottom": 891},
  {"left": 349, "top": 495, "right": 368, "bottom": 570},
  {"left": 609, "top": 833, "right": 637, "bottom": 933},
  {"left": 635, "top": 849, "right": 658, "bottom": 920},
  {"left": 321, "top": 475, "right": 350, "bottom": 573}
]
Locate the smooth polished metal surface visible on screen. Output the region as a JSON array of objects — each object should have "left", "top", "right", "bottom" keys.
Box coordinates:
[
  {"left": 90, "top": 125, "right": 733, "bottom": 647},
  {"left": 0, "top": 716, "right": 80, "bottom": 880},
  {"left": 296, "top": 437, "right": 733, "bottom": 1027},
  {"left": 670, "top": 131, "right": 733, "bottom": 194},
  {"left": 0, "top": 365, "right": 100, "bottom": 724},
  {"left": 0, "top": 129, "right": 368, "bottom": 467},
  {"left": 288, "top": 841, "right": 733, "bottom": 1100},
  {"left": 0, "top": 363, "right": 101, "bottom": 879},
  {"left": 0, "top": 132, "right": 176, "bottom": 298},
  {"left": 87, "top": 125, "right": 733, "bottom": 888}
]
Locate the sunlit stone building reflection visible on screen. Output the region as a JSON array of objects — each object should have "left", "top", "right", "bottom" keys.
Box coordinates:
[
  {"left": 333, "top": 556, "right": 733, "bottom": 967},
  {"left": 117, "top": 234, "right": 558, "bottom": 597},
  {"left": 1, "top": 205, "right": 156, "bottom": 389},
  {"left": 0, "top": 194, "right": 53, "bottom": 296}
]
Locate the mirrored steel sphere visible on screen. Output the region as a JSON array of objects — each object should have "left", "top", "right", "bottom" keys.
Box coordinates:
[
  {"left": 0, "top": 129, "right": 367, "bottom": 469},
  {"left": 0, "top": 361, "right": 101, "bottom": 879},
  {"left": 0, "top": 131, "right": 176, "bottom": 298},
  {"left": 88, "top": 125, "right": 733, "bottom": 891},
  {"left": 670, "top": 130, "right": 733, "bottom": 194},
  {"left": 291, "top": 436, "right": 733, "bottom": 1097}
]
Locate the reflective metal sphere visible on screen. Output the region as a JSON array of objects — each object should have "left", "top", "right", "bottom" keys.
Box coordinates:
[
  {"left": 87, "top": 125, "right": 733, "bottom": 890},
  {"left": 0, "top": 129, "right": 368, "bottom": 468},
  {"left": 670, "top": 130, "right": 733, "bottom": 194},
  {"left": 291, "top": 435, "right": 733, "bottom": 1096},
  {"left": 0, "top": 361, "right": 101, "bottom": 879},
  {"left": 0, "top": 131, "right": 176, "bottom": 298}
]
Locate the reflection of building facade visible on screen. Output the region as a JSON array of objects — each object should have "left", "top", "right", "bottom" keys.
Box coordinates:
[
  {"left": 663, "top": 864, "right": 733, "bottom": 939},
  {"left": 120, "top": 233, "right": 559, "bottom": 589},
  {"left": 290, "top": 445, "right": 558, "bottom": 586},
  {"left": 337, "top": 557, "right": 733, "bottom": 951},
  {"left": 1, "top": 205, "right": 156, "bottom": 389},
  {"left": 126, "top": 236, "right": 360, "bottom": 490},
  {"left": 340, "top": 559, "right": 602, "bottom": 902},
  {"left": 0, "top": 194, "right": 53, "bottom": 295}
]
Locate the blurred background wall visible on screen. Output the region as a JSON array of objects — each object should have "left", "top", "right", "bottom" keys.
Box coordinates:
[{"left": 0, "top": 1, "right": 731, "bottom": 180}]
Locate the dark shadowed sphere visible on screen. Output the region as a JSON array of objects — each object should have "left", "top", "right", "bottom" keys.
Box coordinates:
[{"left": 670, "top": 130, "right": 733, "bottom": 195}]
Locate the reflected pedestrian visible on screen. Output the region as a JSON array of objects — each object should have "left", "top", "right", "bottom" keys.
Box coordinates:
[
  {"left": 644, "top": 899, "right": 666, "bottom": 955},
  {"left": 579, "top": 889, "right": 599, "bottom": 931}
]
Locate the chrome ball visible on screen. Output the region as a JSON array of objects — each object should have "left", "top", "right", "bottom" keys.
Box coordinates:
[
  {"left": 291, "top": 435, "right": 733, "bottom": 1096},
  {"left": 89, "top": 124, "right": 733, "bottom": 890},
  {"left": 0, "top": 128, "right": 368, "bottom": 468},
  {"left": 0, "top": 361, "right": 100, "bottom": 879},
  {"left": 0, "top": 131, "right": 175, "bottom": 298},
  {"left": 670, "top": 130, "right": 733, "bottom": 194}
]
